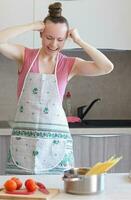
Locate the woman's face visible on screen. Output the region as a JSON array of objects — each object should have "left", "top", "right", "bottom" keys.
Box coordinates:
[{"left": 41, "top": 21, "right": 68, "bottom": 55}]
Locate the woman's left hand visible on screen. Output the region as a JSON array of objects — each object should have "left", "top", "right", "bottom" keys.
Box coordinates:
[{"left": 68, "top": 28, "right": 82, "bottom": 44}]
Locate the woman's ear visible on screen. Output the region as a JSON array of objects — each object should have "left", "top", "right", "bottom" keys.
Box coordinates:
[
  {"left": 65, "top": 30, "right": 69, "bottom": 39},
  {"left": 67, "top": 30, "right": 72, "bottom": 38}
]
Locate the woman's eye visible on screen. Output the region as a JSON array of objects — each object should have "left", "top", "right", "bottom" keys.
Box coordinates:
[
  {"left": 46, "top": 37, "right": 52, "bottom": 40},
  {"left": 58, "top": 39, "right": 64, "bottom": 42}
]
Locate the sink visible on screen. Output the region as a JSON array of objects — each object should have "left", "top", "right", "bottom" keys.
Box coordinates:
[{"left": 68, "top": 120, "right": 131, "bottom": 128}]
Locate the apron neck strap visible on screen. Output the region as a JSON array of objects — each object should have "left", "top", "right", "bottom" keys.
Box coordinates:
[{"left": 18, "top": 49, "right": 40, "bottom": 104}]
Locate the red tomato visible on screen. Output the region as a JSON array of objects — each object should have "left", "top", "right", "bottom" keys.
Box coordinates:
[
  {"left": 4, "top": 179, "right": 17, "bottom": 192},
  {"left": 11, "top": 177, "right": 23, "bottom": 190},
  {"left": 25, "top": 179, "right": 37, "bottom": 192}
]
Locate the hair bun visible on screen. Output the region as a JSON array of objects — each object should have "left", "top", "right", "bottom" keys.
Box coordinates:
[{"left": 48, "top": 2, "right": 62, "bottom": 17}]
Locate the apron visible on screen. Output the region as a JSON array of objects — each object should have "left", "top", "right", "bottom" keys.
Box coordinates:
[{"left": 6, "top": 50, "right": 74, "bottom": 174}]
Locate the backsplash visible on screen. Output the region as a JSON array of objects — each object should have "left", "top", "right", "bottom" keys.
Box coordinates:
[
  {"left": 0, "top": 48, "right": 131, "bottom": 121},
  {"left": 63, "top": 49, "right": 131, "bottom": 119},
  {"left": 0, "top": 55, "right": 17, "bottom": 121}
]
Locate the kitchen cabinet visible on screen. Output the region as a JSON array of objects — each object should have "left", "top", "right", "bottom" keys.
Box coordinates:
[
  {"left": 0, "top": 135, "right": 10, "bottom": 175},
  {"left": 0, "top": 0, "right": 34, "bottom": 47},
  {"left": 72, "top": 134, "right": 131, "bottom": 173}
]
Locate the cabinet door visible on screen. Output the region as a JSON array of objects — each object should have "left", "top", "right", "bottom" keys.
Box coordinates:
[
  {"left": 0, "top": 136, "right": 10, "bottom": 175},
  {"left": 116, "top": 135, "right": 131, "bottom": 173},
  {"left": 72, "top": 135, "right": 120, "bottom": 170},
  {"left": 72, "top": 134, "right": 130, "bottom": 173},
  {"left": 0, "top": 0, "right": 34, "bottom": 47}
]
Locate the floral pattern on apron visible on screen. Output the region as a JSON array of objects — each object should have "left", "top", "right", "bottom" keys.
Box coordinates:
[{"left": 6, "top": 50, "right": 74, "bottom": 174}]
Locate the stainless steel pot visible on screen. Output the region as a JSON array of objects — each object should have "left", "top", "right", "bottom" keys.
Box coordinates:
[{"left": 63, "top": 168, "right": 105, "bottom": 195}]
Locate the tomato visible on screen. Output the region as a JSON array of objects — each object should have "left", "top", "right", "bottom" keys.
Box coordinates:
[
  {"left": 4, "top": 179, "right": 17, "bottom": 192},
  {"left": 11, "top": 177, "right": 23, "bottom": 190},
  {"left": 25, "top": 179, "right": 37, "bottom": 192}
]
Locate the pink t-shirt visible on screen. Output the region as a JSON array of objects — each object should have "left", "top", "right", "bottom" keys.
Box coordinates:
[{"left": 17, "top": 48, "right": 75, "bottom": 101}]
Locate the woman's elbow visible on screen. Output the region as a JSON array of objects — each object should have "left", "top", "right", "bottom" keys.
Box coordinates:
[{"left": 104, "top": 62, "right": 114, "bottom": 74}]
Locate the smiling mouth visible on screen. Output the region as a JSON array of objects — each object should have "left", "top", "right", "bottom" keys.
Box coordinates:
[{"left": 47, "top": 47, "right": 58, "bottom": 52}]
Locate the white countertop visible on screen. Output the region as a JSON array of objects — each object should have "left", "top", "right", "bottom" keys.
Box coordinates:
[
  {"left": 0, "top": 173, "right": 130, "bottom": 199},
  {"left": 70, "top": 128, "right": 131, "bottom": 135},
  {"left": 1, "top": 128, "right": 131, "bottom": 136}
]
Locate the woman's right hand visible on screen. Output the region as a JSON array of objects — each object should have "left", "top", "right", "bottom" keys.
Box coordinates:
[{"left": 32, "top": 21, "right": 45, "bottom": 32}]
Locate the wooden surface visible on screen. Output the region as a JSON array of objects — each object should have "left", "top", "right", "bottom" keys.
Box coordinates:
[{"left": 0, "top": 188, "right": 59, "bottom": 200}]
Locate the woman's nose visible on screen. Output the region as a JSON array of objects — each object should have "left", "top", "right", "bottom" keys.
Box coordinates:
[{"left": 50, "top": 39, "right": 58, "bottom": 48}]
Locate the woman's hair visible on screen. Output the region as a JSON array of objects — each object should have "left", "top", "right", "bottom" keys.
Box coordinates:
[{"left": 43, "top": 2, "right": 69, "bottom": 30}]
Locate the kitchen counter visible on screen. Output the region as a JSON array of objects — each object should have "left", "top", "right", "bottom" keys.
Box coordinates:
[
  {"left": 69, "top": 120, "right": 131, "bottom": 128},
  {"left": 0, "top": 120, "right": 131, "bottom": 136},
  {"left": 0, "top": 173, "right": 130, "bottom": 199},
  {"left": 69, "top": 120, "right": 131, "bottom": 135},
  {"left": 1, "top": 120, "right": 131, "bottom": 128}
]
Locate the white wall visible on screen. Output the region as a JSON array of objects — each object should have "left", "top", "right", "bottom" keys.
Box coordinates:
[
  {"left": 0, "top": 0, "right": 131, "bottom": 49},
  {"left": 0, "top": 0, "right": 34, "bottom": 47},
  {"left": 34, "top": 0, "right": 131, "bottom": 50}
]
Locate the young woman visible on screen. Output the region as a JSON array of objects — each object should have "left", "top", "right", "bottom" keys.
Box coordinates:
[{"left": 0, "top": 2, "right": 113, "bottom": 174}]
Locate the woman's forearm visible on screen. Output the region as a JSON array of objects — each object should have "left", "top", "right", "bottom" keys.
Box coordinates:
[
  {"left": 0, "top": 21, "right": 45, "bottom": 44},
  {"left": 0, "top": 23, "right": 35, "bottom": 44},
  {"left": 76, "top": 39, "right": 114, "bottom": 73}
]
